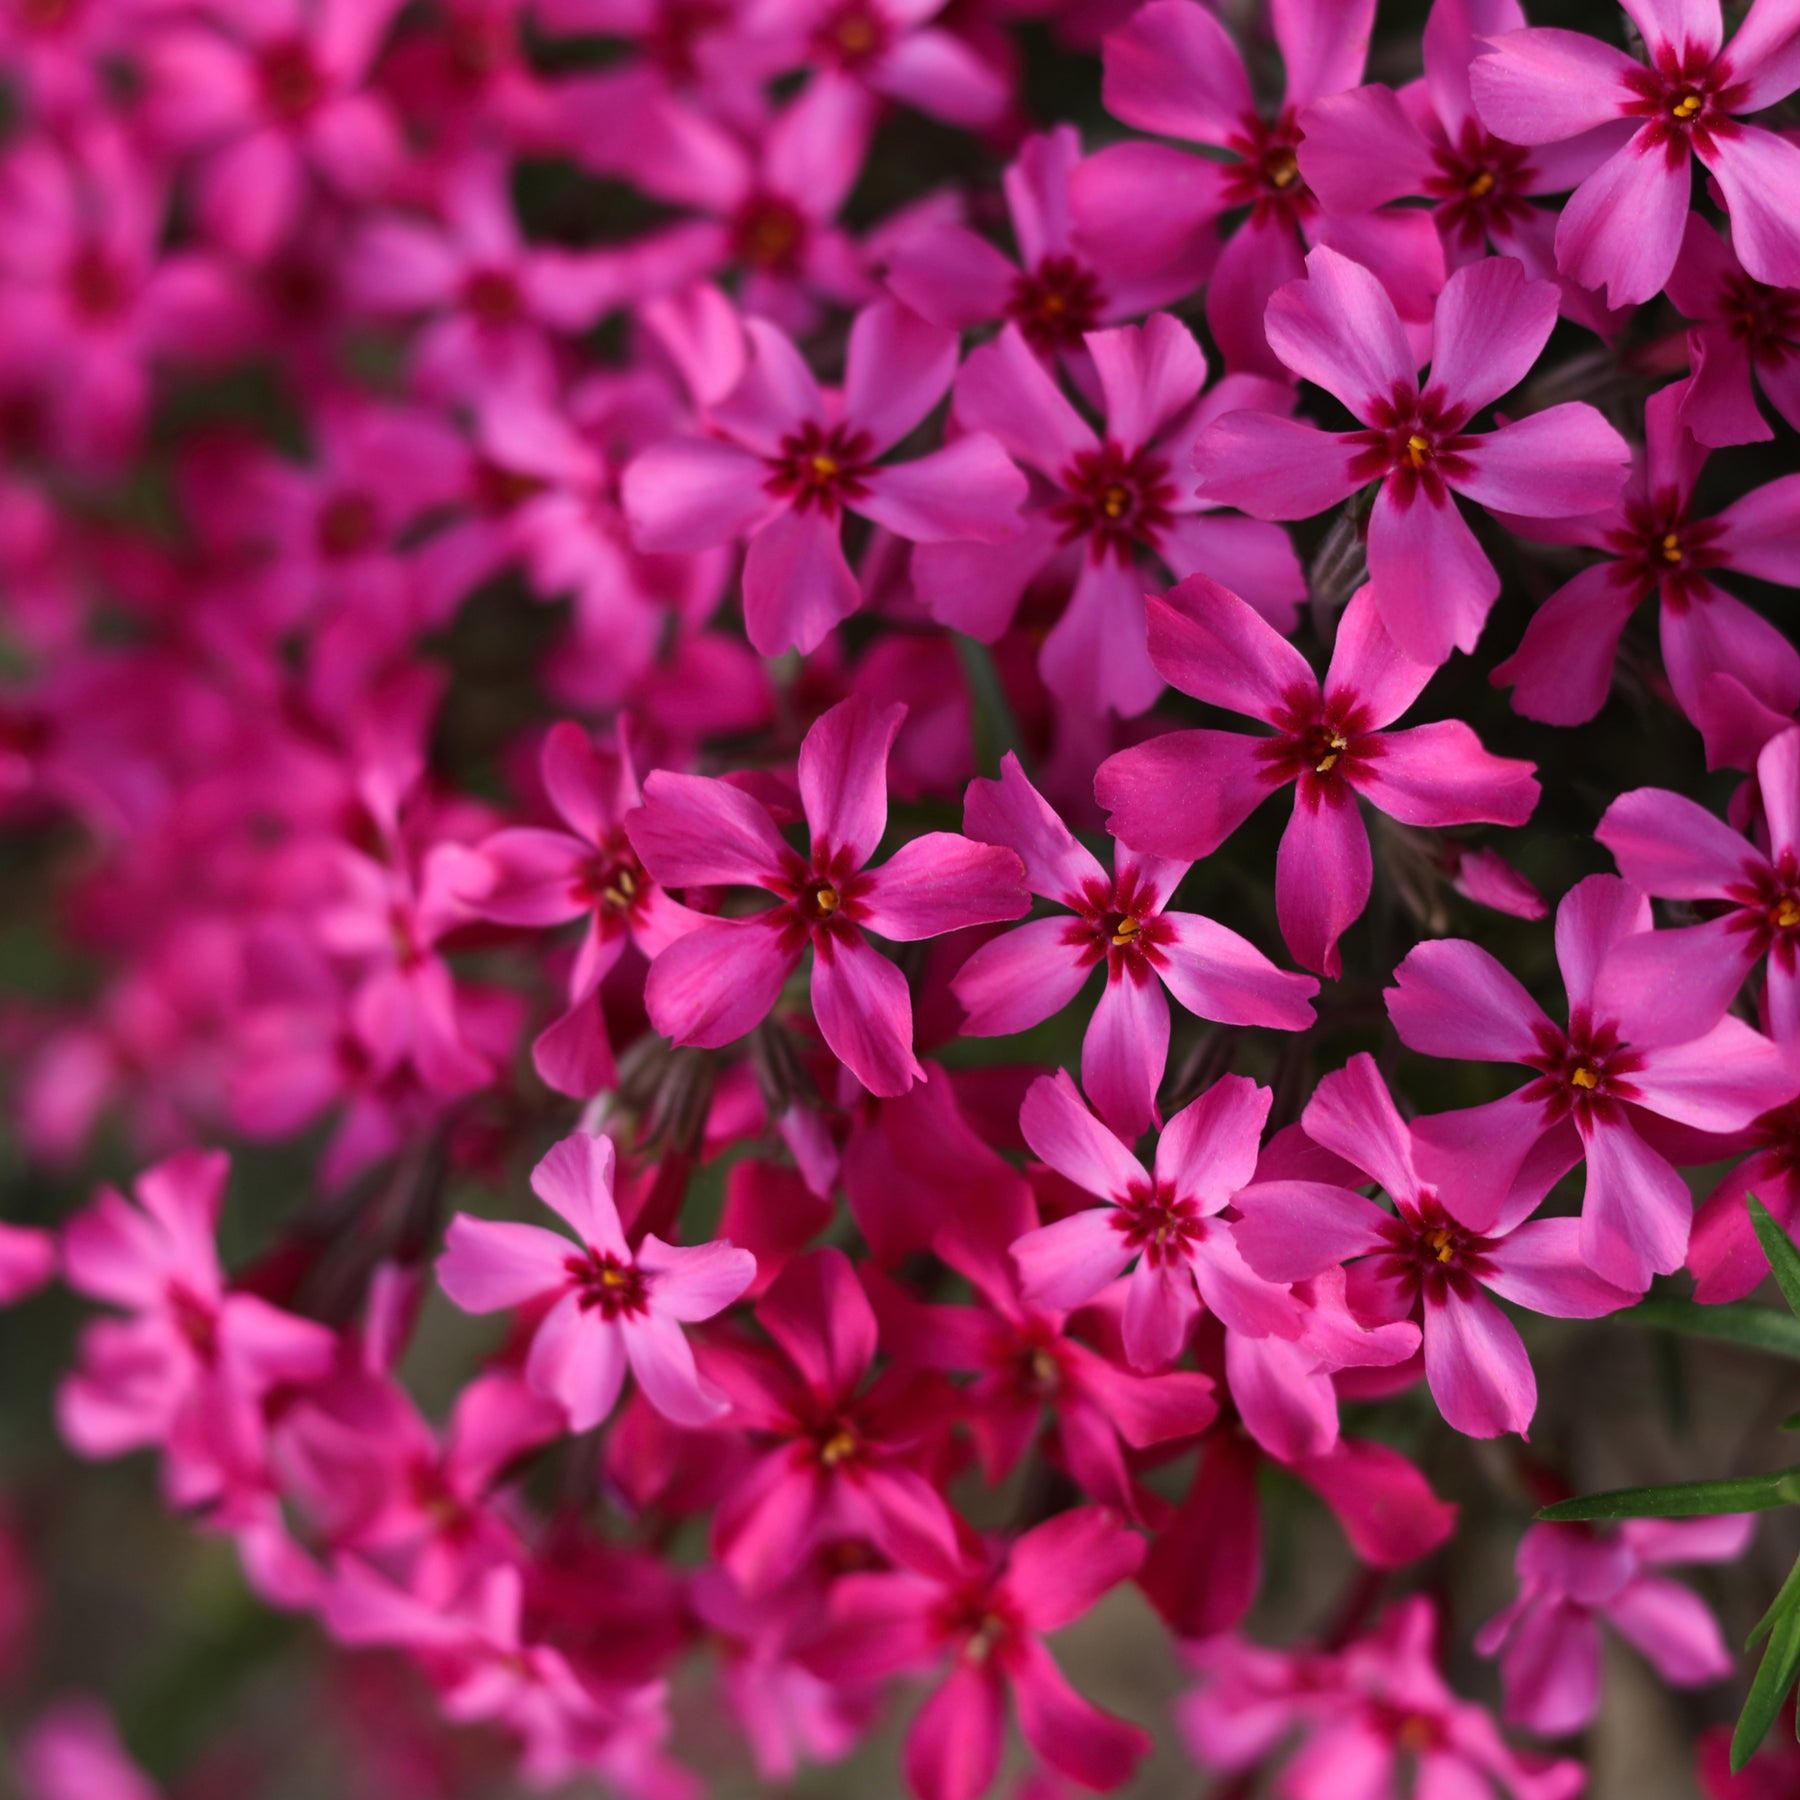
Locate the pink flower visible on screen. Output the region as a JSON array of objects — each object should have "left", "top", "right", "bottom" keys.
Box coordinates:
[
  {"left": 1234, "top": 1054, "right": 1635, "bottom": 1438},
  {"left": 1095, "top": 579, "right": 1540, "bottom": 977},
  {"left": 468, "top": 722, "right": 700, "bottom": 1097},
  {"left": 953, "top": 752, "right": 1316, "bottom": 1137},
  {"left": 802, "top": 1506, "right": 1150, "bottom": 1800},
  {"left": 912, "top": 313, "right": 1306, "bottom": 717},
  {"left": 437, "top": 1131, "right": 756, "bottom": 1429},
  {"left": 1182, "top": 1597, "right": 1585, "bottom": 1800},
  {"left": 886, "top": 126, "right": 1214, "bottom": 361},
  {"left": 1477, "top": 1516, "right": 1754, "bottom": 1735},
  {"left": 58, "top": 1149, "right": 337, "bottom": 1506},
  {"left": 626, "top": 695, "right": 1030, "bottom": 1097},
  {"left": 1068, "top": 0, "right": 1445, "bottom": 375},
  {"left": 16, "top": 1699, "right": 160, "bottom": 1800},
  {"left": 1667, "top": 212, "right": 1800, "bottom": 446},
  {"left": 1386, "top": 872, "right": 1800, "bottom": 1291},
  {"left": 1009, "top": 1070, "right": 1305, "bottom": 1370},
  {"left": 1689, "top": 1095, "right": 1800, "bottom": 1302},
  {"left": 622, "top": 298, "right": 1025, "bottom": 655},
  {"left": 1296, "top": 0, "right": 1629, "bottom": 334},
  {"left": 143, "top": 0, "right": 408, "bottom": 260},
  {"left": 1191, "top": 247, "right": 1631, "bottom": 664},
  {"left": 704, "top": 1247, "right": 958, "bottom": 1593},
  {"left": 1493, "top": 378, "right": 1800, "bottom": 731},
  {"left": 1471, "top": 0, "right": 1800, "bottom": 305},
  {"left": 1595, "top": 725, "right": 1800, "bottom": 1045}
]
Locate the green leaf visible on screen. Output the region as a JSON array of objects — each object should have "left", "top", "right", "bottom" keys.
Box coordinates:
[
  {"left": 1782, "top": 1409, "right": 1800, "bottom": 1433},
  {"left": 1749, "top": 1548, "right": 1800, "bottom": 1650},
  {"left": 953, "top": 637, "right": 1022, "bottom": 778},
  {"left": 1538, "top": 1469, "right": 1800, "bottom": 1522},
  {"left": 1735, "top": 1591, "right": 1800, "bottom": 1772},
  {"left": 1627, "top": 1293, "right": 1800, "bottom": 1361},
  {"left": 1750, "top": 1195, "right": 1800, "bottom": 1323}
]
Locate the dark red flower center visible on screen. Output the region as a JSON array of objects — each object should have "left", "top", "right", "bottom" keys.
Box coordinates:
[
  {"left": 1424, "top": 121, "right": 1535, "bottom": 249},
  {"left": 1604, "top": 488, "right": 1727, "bottom": 607},
  {"left": 934, "top": 1583, "right": 1023, "bottom": 1666},
  {"left": 1220, "top": 109, "right": 1316, "bottom": 223},
  {"left": 1376, "top": 1191, "right": 1499, "bottom": 1302},
  {"left": 316, "top": 491, "right": 383, "bottom": 560},
  {"left": 18, "top": 0, "right": 77, "bottom": 35},
  {"left": 1049, "top": 441, "right": 1176, "bottom": 563},
  {"left": 813, "top": 1417, "right": 863, "bottom": 1468},
  {"left": 1007, "top": 254, "right": 1105, "bottom": 356},
  {"left": 1349, "top": 382, "right": 1478, "bottom": 508},
  {"left": 1718, "top": 270, "right": 1800, "bottom": 356},
  {"left": 1522, "top": 1008, "right": 1647, "bottom": 1125},
  {"left": 471, "top": 456, "right": 547, "bottom": 516},
  {"left": 730, "top": 192, "right": 809, "bottom": 274},
  {"left": 1113, "top": 1180, "right": 1200, "bottom": 1268},
  {"left": 1258, "top": 687, "right": 1381, "bottom": 804},
  {"left": 813, "top": 0, "right": 889, "bottom": 68},
  {"left": 576, "top": 837, "right": 649, "bottom": 918},
  {"left": 258, "top": 37, "right": 327, "bottom": 125},
  {"left": 167, "top": 1282, "right": 219, "bottom": 1363},
  {"left": 1620, "top": 42, "right": 1747, "bottom": 161},
  {"left": 1722, "top": 848, "right": 1800, "bottom": 970},
  {"left": 65, "top": 243, "right": 129, "bottom": 323},
  {"left": 765, "top": 420, "right": 874, "bottom": 516},
  {"left": 464, "top": 267, "right": 525, "bottom": 328},
  {"left": 1064, "top": 867, "right": 1175, "bottom": 985},
  {"left": 565, "top": 1247, "right": 649, "bottom": 1318}
]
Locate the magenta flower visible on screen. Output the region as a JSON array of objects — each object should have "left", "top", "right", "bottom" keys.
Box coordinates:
[
  {"left": 705, "top": 1247, "right": 957, "bottom": 1594},
  {"left": 913, "top": 313, "right": 1305, "bottom": 717},
  {"left": 1386, "top": 873, "right": 1800, "bottom": 1291},
  {"left": 1668, "top": 212, "right": 1800, "bottom": 447},
  {"left": 886, "top": 126, "right": 1214, "bottom": 362},
  {"left": 1068, "top": 0, "right": 1445, "bottom": 375},
  {"left": 1690, "top": 1095, "right": 1800, "bottom": 1301},
  {"left": 1477, "top": 1516, "right": 1753, "bottom": 1735},
  {"left": 143, "top": 0, "right": 407, "bottom": 260},
  {"left": 953, "top": 752, "right": 1316, "bottom": 1137},
  {"left": 1191, "top": 247, "right": 1630, "bottom": 665},
  {"left": 1493, "top": 377, "right": 1800, "bottom": 731},
  {"left": 622, "top": 299, "right": 1025, "bottom": 656},
  {"left": 1234, "top": 1055, "right": 1635, "bottom": 1438},
  {"left": 1595, "top": 725, "right": 1800, "bottom": 1045},
  {"left": 469, "top": 722, "right": 701, "bottom": 1098},
  {"left": 1296, "top": 0, "right": 1629, "bottom": 335},
  {"left": 1009, "top": 1070, "right": 1304, "bottom": 1369},
  {"left": 802, "top": 1506, "right": 1150, "bottom": 1800},
  {"left": 437, "top": 1132, "right": 756, "bottom": 1430},
  {"left": 626, "top": 695, "right": 1030, "bottom": 1097},
  {"left": 1096, "top": 579, "right": 1541, "bottom": 978},
  {"left": 16, "top": 1699, "right": 161, "bottom": 1800},
  {"left": 1471, "top": 0, "right": 1800, "bottom": 305}
]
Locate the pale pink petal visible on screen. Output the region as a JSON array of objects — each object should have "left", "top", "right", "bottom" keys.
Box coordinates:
[
  {"left": 1020, "top": 1068, "right": 1146, "bottom": 1200},
  {"left": 621, "top": 1309, "right": 729, "bottom": 1426},
  {"left": 1469, "top": 28, "right": 1642, "bottom": 143},
  {"left": 437, "top": 1216, "right": 572, "bottom": 1312},
  {"left": 1099, "top": 0, "right": 1253, "bottom": 143},
  {"left": 742, "top": 507, "right": 862, "bottom": 656},
  {"left": 810, "top": 936, "right": 924, "bottom": 1098},
  {"left": 1082, "top": 971, "right": 1170, "bottom": 1140},
  {"left": 1275, "top": 792, "right": 1372, "bottom": 978},
  {"left": 1354, "top": 722, "right": 1540, "bottom": 827},
  {"left": 620, "top": 438, "right": 780, "bottom": 552},
  {"left": 1482, "top": 1218, "right": 1636, "bottom": 1318},
  {"left": 1302, "top": 1053, "right": 1422, "bottom": 1205},
  {"left": 1555, "top": 137, "right": 1691, "bottom": 308},
  {"left": 1123, "top": 1258, "right": 1200, "bottom": 1369},
  {"left": 529, "top": 1131, "right": 626, "bottom": 1254},
  {"left": 1494, "top": 1602, "right": 1602, "bottom": 1737},
  {"left": 1423, "top": 1288, "right": 1535, "bottom": 1438},
  {"left": 1578, "top": 1118, "right": 1691, "bottom": 1292},
  {"left": 1191, "top": 413, "right": 1364, "bottom": 519},
  {"left": 1155, "top": 912, "right": 1320, "bottom": 1030},
  {"left": 638, "top": 1234, "right": 755, "bottom": 1321},
  {"left": 1606, "top": 1574, "right": 1734, "bottom": 1684},
  {"left": 629, "top": 770, "right": 789, "bottom": 888},
  {"left": 1627, "top": 1013, "right": 1799, "bottom": 1128},
  {"left": 644, "top": 918, "right": 797, "bottom": 1049},
  {"left": 1097, "top": 729, "right": 1279, "bottom": 861},
  {"left": 1366, "top": 484, "right": 1498, "bottom": 665},
  {"left": 1011, "top": 1207, "right": 1134, "bottom": 1311},
  {"left": 1590, "top": 916, "right": 1757, "bottom": 1048},
  {"left": 1452, "top": 406, "right": 1630, "bottom": 517},
  {"left": 527, "top": 1290, "right": 626, "bottom": 1430},
  {"left": 1264, "top": 245, "right": 1413, "bottom": 419},
  {"left": 800, "top": 693, "right": 903, "bottom": 869},
  {"left": 1190, "top": 1228, "right": 1303, "bottom": 1339},
  {"left": 1154, "top": 1073, "right": 1272, "bottom": 1206},
  {"left": 1554, "top": 872, "right": 1651, "bottom": 1011},
  {"left": 1145, "top": 579, "right": 1314, "bottom": 722},
  {"left": 1385, "top": 938, "right": 1550, "bottom": 1062},
  {"left": 1157, "top": 514, "right": 1307, "bottom": 631},
  {"left": 854, "top": 436, "right": 1026, "bottom": 543},
  {"left": 1699, "top": 127, "right": 1800, "bottom": 291}
]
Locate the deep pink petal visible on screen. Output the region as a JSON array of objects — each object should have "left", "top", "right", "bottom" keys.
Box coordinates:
[
  {"left": 1578, "top": 1118, "right": 1691, "bottom": 1292},
  {"left": 843, "top": 300, "right": 959, "bottom": 453},
  {"left": 1191, "top": 413, "right": 1363, "bottom": 519},
  {"left": 854, "top": 437, "right": 1026, "bottom": 544},
  {"left": 644, "top": 918, "right": 796, "bottom": 1049},
  {"left": 1157, "top": 514, "right": 1307, "bottom": 630},
  {"left": 1591, "top": 916, "right": 1758, "bottom": 1048},
  {"left": 1038, "top": 552, "right": 1165, "bottom": 719},
  {"left": 950, "top": 325, "right": 1096, "bottom": 476},
  {"left": 1156, "top": 912, "right": 1319, "bottom": 1031},
  {"left": 1322, "top": 584, "right": 1434, "bottom": 729},
  {"left": 963, "top": 752, "right": 1107, "bottom": 902},
  {"left": 1555, "top": 137, "right": 1690, "bottom": 308},
  {"left": 1716, "top": 472, "right": 1800, "bottom": 586},
  {"left": 1453, "top": 407, "right": 1631, "bottom": 517},
  {"left": 630, "top": 771, "right": 790, "bottom": 890},
  {"left": 1628, "top": 1013, "right": 1799, "bottom": 1129},
  {"left": 860, "top": 835, "right": 1030, "bottom": 941},
  {"left": 1275, "top": 792, "right": 1372, "bottom": 979},
  {"left": 1469, "top": 28, "right": 1641, "bottom": 143},
  {"left": 1154, "top": 1073, "right": 1272, "bottom": 1207},
  {"left": 1699, "top": 126, "right": 1800, "bottom": 291},
  {"left": 1554, "top": 872, "right": 1651, "bottom": 1013},
  {"left": 1355, "top": 722, "right": 1540, "bottom": 827},
  {"left": 1011, "top": 1207, "right": 1134, "bottom": 1312},
  {"left": 1068, "top": 142, "right": 1233, "bottom": 284},
  {"left": 1190, "top": 1229, "right": 1304, "bottom": 1340},
  {"left": 1123, "top": 1258, "right": 1200, "bottom": 1369},
  {"left": 1145, "top": 580, "right": 1313, "bottom": 722},
  {"left": 1491, "top": 563, "right": 1645, "bottom": 726},
  {"left": 1099, "top": 0, "right": 1252, "bottom": 143},
  {"left": 1097, "top": 729, "right": 1279, "bottom": 861},
  {"left": 529, "top": 1131, "right": 626, "bottom": 1254},
  {"left": 742, "top": 506, "right": 861, "bottom": 657},
  {"left": 1087, "top": 312, "right": 1207, "bottom": 452},
  {"left": 1725, "top": 0, "right": 1800, "bottom": 109},
  {"left": 755, "top": 1247, "right": 875, "bottom": 1401},
  {"left": 1386, "top": 938, "right": 1550, "bottom": 1062},
  {"left": 638, "top": 1233, "right": 755, "bottom": 1322},
  {"left": 904, "top": 1664, "right": 1005, "bottom": 1800},
  {"left": 621, "top": 438, "right": 779, "bottom": 552},
  {"left": 1607, "top": 1573, "right": 1735, "bottom": 1684},
  {"left": 810, "top": 936, "right": 924, "bottom": 1098},
  {"left": 621, "top": 1309, "right": 729, "bottom": 1426},
  {"left": 438, "top": 1216, "right": 571, "bottom": 1312},
  {"left": 1297, "top": 83, "right": 1437, "bottom": 213},
  {"left": 1429, "top": 254, "right": 1559, "bottom": 416},
  {"left": 885, "top": 223, "right": 1018, "bottom": 328},
  {"left": 1020, "top": 1068, "right": 1145, "bottom": 1200},
  {"left": 1423, "top": 1288, "right": 1535, "bottom": 1438},
  {"left": 1232, "top": 1180, "right": 1388, "bottom": 1280},
  {"left": 1082, "top": 972, "right": 1170, "bottom": 1141},
  {"left": 1366, "top": 484, "right": 1498, "bottom": 665},
  {"left": 1302, "top": 1052, "right": 1422, "bottom": 1205},
  {"left": 1264, "top": 244, "right": 1413, "bottom": 418},
  {"left": 1483, "top": 1218, "right": 1636, "bottom": 1318},
  {"left": 1273, "top": 0, "right": 1375, "bottom": 106},
  {"left": 1012, "top": 1637, "right": 1151, "bottom": 1791},
  {"left": 800, "top": 693, "right": 902, "bottom": 869},
  {"left": 1006, "top": 1504, "right": 1146, "bottom": 1631},
  {"left": 953, "top": 921, "right": 1092, "bottom": 1036}
]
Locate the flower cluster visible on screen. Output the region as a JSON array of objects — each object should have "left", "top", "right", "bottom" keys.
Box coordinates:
[{"left": 1, "top": 0, "right": 1798, "bottom": 1795}]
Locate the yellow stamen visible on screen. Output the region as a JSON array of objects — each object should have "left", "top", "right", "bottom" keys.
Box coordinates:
[
  {"left": 1424, "top": 1227, "right": 1455, "bottom": 1264},
  {"left": 1265, "top": 150, "right": 1299, "bottom": 189},
  {"left": 1028, "top": 1348, "right": 1060, "bottom": 1392},
  {"left": 1465, "top": 169, "right": 1496, "bottom": 199},
  {"left": 1316, "top": 732, "right": 1349, "bottom": 774},
  {"left": 819, "top": 1429, "right": 858, "bottom": 1466},
  {"left": 1672, "top": 91, "right": 1703, "bottom": 119},
  {"left": 601, "top": 868, "right": 638, "bottom": 909},
  {"left": 1405, "top": 432, "right": 1432, "bottom": 469},
  {"left": 599, "top": 1266, "right": 629, "bottom": 1288},
  {"left": 1570, "top": 1065, "right": 1599, "bottom": 1090},
  {"left": 810, "top": 453, "right": 839, "bottom": 481},
  {"left": 1773, "top": 897, "right": 1800, "bottom": 929},
  {"left": 836, "top": 13, "right": 875, "bottom": 51},
  {"left": 1660, "top": 531, "right": 1682, "bottom": 563},
  {"left": 1111, "top": 916, "right": 1142, "bottom": 946},
  {"left": 1100, "top": 483, "right": 1130, "bottom": 519},
  {"left": 813, "top": 883, "right": 840, "bottom": 916},
  {"left": 1041, "top": 292, "right": 1065, "bottom": 315}
]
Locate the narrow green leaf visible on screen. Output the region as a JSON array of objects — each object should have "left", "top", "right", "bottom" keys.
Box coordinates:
[
  {"left": 1626, "top": 1293, "right": 1800, "bottom": 1360},
  {"left": 1749, "top": 1548, "right": 1800, "bottom": 1651},
  {"left": 1538, "top": 1469, "right": 1800, "bottom": 1522},
  {"left": 1782, "top": 1409, "right": 1800, "bottom": 1433},
  {"left": 1750, "top": 1195, "right": 1800, "bottom": 1323},
  {"left": 1734, "top": 1595, "right": 1800, "bottom": 1772}
]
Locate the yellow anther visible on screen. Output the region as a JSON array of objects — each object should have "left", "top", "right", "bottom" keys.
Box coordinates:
[
  {"left": 836, "top": 12, "right": 875, "bottom": 51},
  {"left": 1570, "top": 1065, "right": 1599, "bottom": 1090},
  {"left": 1672, "top": 91, "right": 1703, "bottom": 118},
  {"left": 1028, "top": 1348, "right": 1061, "bottom": 1392},
  {"left": 1041, "top": 292, "right": 1066, "bottom": 315},
  {"left": 1660, "top": 531, "right": 1682, "bottom": 563},
  {"left": 1100, "top": 483, "right": 1130, "bottom": 519},
  {"left": 1315, "top": 732, "right": 1349, "bottom": 774},
  {"left": 601, "top": 868, "right": 638, "bottom": 909},
  {"left": 1405, "top": 432, "right": 1432, "bottom": 468},
  {"left": 1265, "top": 150, "right": 1299, "bottom": 189},
  {"left": 599, "top": 1266, "right": 629, "bottom": 1288},
  {"left": 1465, "top": 169, "right": 1496, "bottom": 199},
  {"left": 1424, "top": 1228, "right": 1455, "bottom": 1264},
  {"left": 810, "top": 454, "right": 839, "bottom": 480},
  {"left": 819, "top": 1429, "right": 858, "bottom": 1466},
  {"left": 812, "top": 883, "right": 841, "bottom": 916},
  {"left": 1111, "top": 916, "right": 1142, "bottom": 946},
  {"left": 1773, "top": 897, "right": 1800, "bottom": 929}
]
